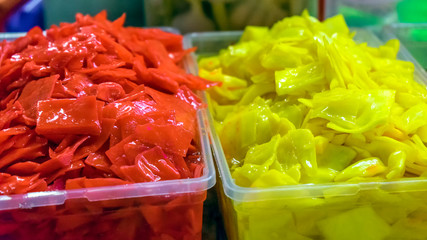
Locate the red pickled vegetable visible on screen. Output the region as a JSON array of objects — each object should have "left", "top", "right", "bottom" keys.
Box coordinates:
[
  {"left": 36, "top": 96, "right": 102, "bottom": 136},
  {"left": 75, "top": 118, "right": 116, "bottom": 159},
  {"left": 0, "top": 10, "right": 210, "bottom": 191},
  {"left": 96, "top": 82, "right": 125, "bottom": 102},
  {"left": 17, "top": 75, "right": 57, "bottom": 120},
  {"left": 0, "top": 139, "right": 47, "bottom": 169},
  {"left": 135, "top": 123, "right": 194, "bottom": 157},
  {"left": 0, "top": 126, "right": 28, "bottom": 143},
  {"left": 84, "top": 152, "right": 112, "bottom": 173},
  {"left": 7, "top": 161, "right": 40, "bottom": 176},
  {"left": 137, "top": 146, "right": 181, "bottom": 180},
  {"left": 0, "top": 11, "right": 212, "bottom": 240}
]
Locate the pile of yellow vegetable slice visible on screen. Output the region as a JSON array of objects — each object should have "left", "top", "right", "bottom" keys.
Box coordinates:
[{"left": 199, "top": 11, "right": 427, "bottom": 188}]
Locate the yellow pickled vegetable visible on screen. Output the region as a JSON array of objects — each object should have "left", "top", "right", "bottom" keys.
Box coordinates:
[
  {"left": 200, "top": 11, "right": 427, "bottom": 188},
  {"left": 199, "top": 12, "right": 427, "bottom": 240}
]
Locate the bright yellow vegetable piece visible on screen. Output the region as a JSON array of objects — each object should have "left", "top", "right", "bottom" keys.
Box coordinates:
[{"left": 334, "top": 157, "right": 386, "bottom": 182}]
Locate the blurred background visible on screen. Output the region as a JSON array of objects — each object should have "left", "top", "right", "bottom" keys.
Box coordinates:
[{"left": 0, "top": 0, "right": 425, "bottom": 33}]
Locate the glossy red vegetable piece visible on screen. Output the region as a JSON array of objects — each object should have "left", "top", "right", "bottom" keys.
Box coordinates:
[
  {"left": 126, "top": 27, "right": 184, "bottom": 52},
  {"left": 11, "top": 129, "right": 36, "bottom": 149},
  {"left": 84, "top": 152, "right": 112, "bottom": 173},
  {"left": 120, "top": 164, "right": 159, "bottom": 183},
  {"left": 75, "top": 118, "right": 116, "bottom": 159},
  {"left": 65, "top": 177, "right": 86, "bottom": 190},
  {"left": 145, "top": 87, "right": 198, "bottom": 135},
  {"left": 96, "top": 82, "right": 125, "bottom": 102},
  {"left": 7, "top": 161, "right": 40, "bottom": 176},
  {"left": 170, "top": 154, "right": 191, "bottom": 179},
  {"left": 36, "top": 96, "right": 101, "bottom": 136},
  {"left": 105, "top": 135, "right": 136, "bottom": 167},
  {"left": 0, "top": 126, "right": 28, "bottom": 143},
  {"left": 0, "top": 101, "right": 23, "bottom": 130},
  {"left": 45, "top": 160, "right": 85, "bottom": 185},
  {"left": 122, "top": 139, "right": 151, "bottom": 165},
  {"left": 17, "top": 75, "right": 57, "bottom": 119},
  {"left": 91, "top": 68, "right": 137, "bottom": 83},
  {"left": 135, "top": 123, "right": 194, "bottom": 157},
  {"left": 0, "top": 139, "right": 47, "bottom": 169},
  {"left": 63, "top": 73, "right": 96, "bottom": 97},
  {"left": 137, "top": 146, "right": 181, "bottom": 180},
  {"left": 36, "top": 136, "right": 88, "bottom": 176},
  {"left": 136, "top": 68, "right": 180, "bottom": 93}
]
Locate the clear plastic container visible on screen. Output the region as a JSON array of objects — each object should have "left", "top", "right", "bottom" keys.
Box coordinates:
[
  {"left": 383, "top": 23, "right": 427, "bottom": 71},
  {"left": 144, "top": 0, "right": 318, "bottom": 33},
  {"left": 0, "top": 33, "right": 216, "bottom": 240},
  {"left": 184, "top": 30, "right": 427, "bottom": 240}
]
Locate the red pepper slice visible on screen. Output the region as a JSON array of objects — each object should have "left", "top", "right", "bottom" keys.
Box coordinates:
[
  {"left": 122, "top": 139, "right": 150, "bottom": 165},
  {"left": 91, "top": 68, "right": 137, "bottom": 83},
  {"left": 120, "top": 164, "right": 159, "bottom": 183},
  {"left": 11, "top": 129, "right": 36, "bottom": 148},
  {"left": 135, "top": 123, "right": 193, "bottom": 157},
  {"left": 46, "top": 160, "right": 85, "bottom": 185},
  {"left": 65, "top": 177, "right": 86, "bottom": 190},
  {"left": 145, "top": 87, "right": 197, "bottom": 135},
  {"left": 126, "top": 27, "right": 184, "bottom": 53},
  {"left": 135, "top": 67, "right": 180, "bottom": 93},
  {"left": 170, "top": 154, "right": 191, "bottom": 179},
  {"left": 0, "top": 126, "right": 28, "bottom": 143},
  {"left": 63, "top": 73, "right": 95, "bottom": 97},
  {"left": 136, "top": 146, "right": 181, "bottom": 180},
  {"left": 96, "top": 82, "right": 125, "bottom": 102},
  {"left": 0, "top": 101, "right": 23, "bottom": 130},
  {"left": 0, "top": 141, "right": 46, "bottom": 170},
  {"left": 105, "top": 135, "right": 135, "bottom": 167},
  {"left": 84, "top": 152, "right": 112, "bottom": 173},
  {"left": 21, "top": 61, "right": 52, "bottom": 79},
  {"left": 75, "top": 118, "right": 116, "bottom": 159},
  {"left": 36, "top": 136, "right": 87, "bottom": 177},
  {"left": 36, "top": 96, "right": 101, "bottom": 136},
  {"left": 7, "top": 161, "right": 40, "bottom": 176}
]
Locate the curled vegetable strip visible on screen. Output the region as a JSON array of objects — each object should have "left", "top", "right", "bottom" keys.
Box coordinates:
[{"left": 200, "top": 11, "right": 427, "bottom": 187}]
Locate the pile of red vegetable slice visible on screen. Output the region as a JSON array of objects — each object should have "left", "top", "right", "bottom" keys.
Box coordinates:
[{"left": 0, "top": 11, "right": 215, "bottom": 195}]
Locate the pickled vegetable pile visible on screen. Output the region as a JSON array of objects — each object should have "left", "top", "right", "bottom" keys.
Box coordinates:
[
  {"left": 200, "top": 11, "right": 427, "bottom": 187},
  {"left": 0, "top": 11, "right": 214, "bottom": 195}
]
